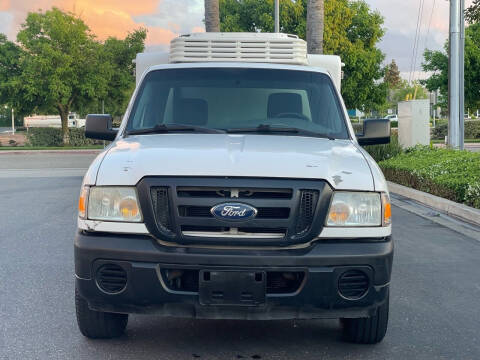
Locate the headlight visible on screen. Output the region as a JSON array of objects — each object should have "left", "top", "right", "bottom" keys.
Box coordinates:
[
  {"left": 327, "top": 192, "right": 382, "bottom": 227},
  {"left": 86, "top": 187, "right": 142, "bottom": 222}
]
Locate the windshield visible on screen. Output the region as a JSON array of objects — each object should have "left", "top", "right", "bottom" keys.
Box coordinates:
[{"left": 126, "top": 67, "right": 349, "bottom": 139}]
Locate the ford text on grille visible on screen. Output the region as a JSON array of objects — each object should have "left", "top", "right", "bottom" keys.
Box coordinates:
[{"left": 221, "top": 206, "right": 247, "bottom": 217}]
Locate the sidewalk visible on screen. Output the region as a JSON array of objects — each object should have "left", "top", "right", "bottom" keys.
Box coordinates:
[
  {"left": 388, "top": 181, "right": 480, "bottom": 228},
  {"left": 434, "top": 143, "right": 480, "bottom": 152}
]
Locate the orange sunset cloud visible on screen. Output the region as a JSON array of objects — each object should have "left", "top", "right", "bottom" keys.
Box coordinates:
[
  {"left": 1, "top": 0, "right": 184, "bottom": 45},
  {"left": 0, "top": 0, "right": 9, "bottom": 11}
]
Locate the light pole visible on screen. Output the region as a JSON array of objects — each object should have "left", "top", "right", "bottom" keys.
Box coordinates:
[
  {"left": 274, "top": 0, "right": 280, "bottom": 33},
  {"left": 3, "top": 105, "right": 15, "bottom": 134},
  {"left": 448, "top": 0, "right": 465, "bottom": 149},
  {"left": 11, "top": 107, "right": 14, "bottom": 134}
]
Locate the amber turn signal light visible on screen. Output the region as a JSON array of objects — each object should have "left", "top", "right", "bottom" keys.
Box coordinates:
[
  {"left": 78, "top": 186, "right": 89, "bottom": 219},
  {"left": 382, "top": 193, "right": 391, "bottom": 226}
]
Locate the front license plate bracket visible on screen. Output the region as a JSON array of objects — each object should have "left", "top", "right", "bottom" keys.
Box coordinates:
[{"left": 199, "top": 270, "right": 266, "bottom": 306}]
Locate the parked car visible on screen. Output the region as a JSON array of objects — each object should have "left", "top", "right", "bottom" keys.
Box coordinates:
[
  {"left": 75, "top": 33, "right": 393, "bottom": 344},
  {"left": 384, "top": 114, "right": 398, "bottom": 122}
]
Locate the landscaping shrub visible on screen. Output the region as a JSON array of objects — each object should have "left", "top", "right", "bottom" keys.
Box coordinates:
[
  {"left": 379, "top": 147, "right": 480, "bottom": 209},
  {"left": 363, "top": 134, "right": 403, "bottom": 163},
  {"left": 26, "top": 128, "right": 62, "bottom": 146},
  {"left": 68, "top": 128, "right": 98, "bottom": 146},
  {"left": 351, "top": 122, "right": 363, "bottom": 133},
  {"left": 431, "top": 120, "right": 480, "bottom": 140},
  {"left": 390, "top": 120, "right": 398, "bottom": 128},
  {"left": 26, "top": 127, "right": 98, "bottom": 147}
]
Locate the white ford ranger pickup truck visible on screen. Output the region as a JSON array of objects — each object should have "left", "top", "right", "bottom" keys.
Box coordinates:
[{"left": 74, "top": 33, "right": 393, "bottom": 344}]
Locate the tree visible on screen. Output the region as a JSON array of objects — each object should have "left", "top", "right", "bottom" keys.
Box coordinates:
[
  {"left": 205, "top": 0, "right": 220, "bottom": 32},
  {"left": 307, "top": 0, "right": 324, "bottom": 54},
  {"left": 79, "top": 29, "right": 147, "bottom": 118},
  {"left": 423, "top": 22, "right": 480, "bottom": 111},
  {"left": 0, "top": 8, "right": 146, "bottom": 144},
  {"left": 391, "top": 80, "right": 428, "bottom": 103},
  {"left": 0, "top": 34, "right": 22, "bottom": 108},
  {"left": 14, "top": 8, "right": 108, "bottom": 144},
  {"left": 384, "top": 60, "right": 401, "bottom": 89},
  {"left": 220, "top": 0, "right": 307, "bottom": 34},
  {"left": 466, "top": 0, "right": 480, "bottom": 24},
  {"left": 0, "top": 34, "right": 32, "bottom": 125},
  {"left": 219, "top": 0, "right": 387, "bottom": 111}
]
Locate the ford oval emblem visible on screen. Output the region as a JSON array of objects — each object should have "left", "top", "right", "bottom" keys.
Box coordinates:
[{"left": 211, "top": 203, "right": 258, "bottom": 221}]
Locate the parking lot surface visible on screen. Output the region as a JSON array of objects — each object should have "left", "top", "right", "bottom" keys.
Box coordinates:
[{"left": 0, "top": 152, "right": 479, "bottom": 360}]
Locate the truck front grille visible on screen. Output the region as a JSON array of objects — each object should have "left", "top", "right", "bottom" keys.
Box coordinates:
[
  {"left": 138, "top": 178, "right": 332, "bottom": 246},
  {"left": 150, "top": 187, "right": 174, "bottom": 234},
  {"left": 295, "top": 190, "right": 319, "bottom": 235},
  {"left": 177, "top": 187, "right": 293, "bottom": 199}
]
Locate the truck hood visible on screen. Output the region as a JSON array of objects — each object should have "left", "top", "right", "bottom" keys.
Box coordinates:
[{"left": 95, "top": 134, "right": 374, "bottom": 190}]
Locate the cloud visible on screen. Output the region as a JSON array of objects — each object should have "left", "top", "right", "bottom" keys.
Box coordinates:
[
  {"left": 0, "top": 12, "right": 13, "bottom": 35},
  {"left": 0, "top": 0, "right": 9, "bottom": 11},
  {"left": 366, "top": 0, "right": 474, "bottom": 76},
  {"left": 192, "top": 26, "right": 205, "bottom": 33},
  {"left": 134, "top": 0, "right": 204, "bottom": 35},
  {"left": 146, "top": 27, "right": 177, "bottom": 46},
  {"left": 0, "top": 0, "right": 200, "bottom": 45}
]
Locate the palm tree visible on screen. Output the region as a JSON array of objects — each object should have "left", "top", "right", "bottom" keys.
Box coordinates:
[
  {"left": 205, "top": 0, "right": 220, "bottom": 32},
  {"left": 307, "top": 0, "right": 324, "bottom": 54}
]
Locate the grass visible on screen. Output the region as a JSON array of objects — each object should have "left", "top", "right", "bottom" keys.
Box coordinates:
[
  {"left": 0, "top": 145, "right": 104, "bottom": 151},
  {"left": 379, "top": 146, "right": 480, "bottom": 209}
]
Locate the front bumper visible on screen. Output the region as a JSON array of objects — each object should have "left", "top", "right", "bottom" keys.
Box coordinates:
[{"left": 75, "top": 231, "right": 393, "bottom": 320}]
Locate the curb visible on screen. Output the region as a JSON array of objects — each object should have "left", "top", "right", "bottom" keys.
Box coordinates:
[
  {"left": 388, "top": 181, "right": 480, "bottom": 227},
  {"left": 0, "top": 149, "right": 102, "bottom": 155}
]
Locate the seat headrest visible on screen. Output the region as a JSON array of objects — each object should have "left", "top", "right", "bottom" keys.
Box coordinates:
[
  {"left": 174, "top": 98, "right": 208, "bottom": 126},
  {"left": 267, "top": 93, "right": 303, "bottom": 118}
]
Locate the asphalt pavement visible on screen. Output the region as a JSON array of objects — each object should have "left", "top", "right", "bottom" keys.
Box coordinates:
[{"left": 0, "top": 152, "right": 479, "bottom": 360}]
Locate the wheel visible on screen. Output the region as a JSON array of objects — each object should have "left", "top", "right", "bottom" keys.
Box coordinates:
[
  {"left": 75, "top": 286, "right": 128, "bottom": 339},
  {"left": 341, "top": 289, "right": 389, "bottom": 344}
]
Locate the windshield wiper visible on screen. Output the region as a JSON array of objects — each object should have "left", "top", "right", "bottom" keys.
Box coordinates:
[
  {"left": 225, "top": 124, "right": 335, "bottom": 140},
  {"left": 127, "top": 124, "right": 226, "bottom": 135}
]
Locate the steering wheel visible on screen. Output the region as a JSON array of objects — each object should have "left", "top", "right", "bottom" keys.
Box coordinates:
[{"left": 272, "top": 112, "right": 309, "bottom": 121}]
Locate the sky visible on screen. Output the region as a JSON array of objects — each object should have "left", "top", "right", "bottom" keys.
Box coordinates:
[{"left": 0, "top": 0, "right": 474, "bottom": 79}]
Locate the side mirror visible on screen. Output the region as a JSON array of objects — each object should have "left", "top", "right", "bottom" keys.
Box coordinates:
[
  {"left": 85, "top": 114, "right": 117, "bottom": 141},
  {"left": 356, "top": 119, "right": 391, "bottom": 146}
]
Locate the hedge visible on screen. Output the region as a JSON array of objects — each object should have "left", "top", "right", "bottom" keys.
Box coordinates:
[
  {"left": 432, "top": 120, "right": 480, "bottom": 140},
  {"left": 379, "top": 147, "right": 480, "bottom": 209},
  {"left": 351, "top": 121, "right": 402, "bottom": 163},
  {"left": 363, "top": 134, "right": 403, "bottom": 163},
  {"left": 26, "top": 128, "right": 98, "bottom": 147}
]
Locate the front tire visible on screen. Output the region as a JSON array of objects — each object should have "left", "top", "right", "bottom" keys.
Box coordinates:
[
  {"left": 341, "top": 289, "right": 389, "bottom": 344},
  {"left": 75, "top": 287, "right": 128, "bottom": 339}
]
